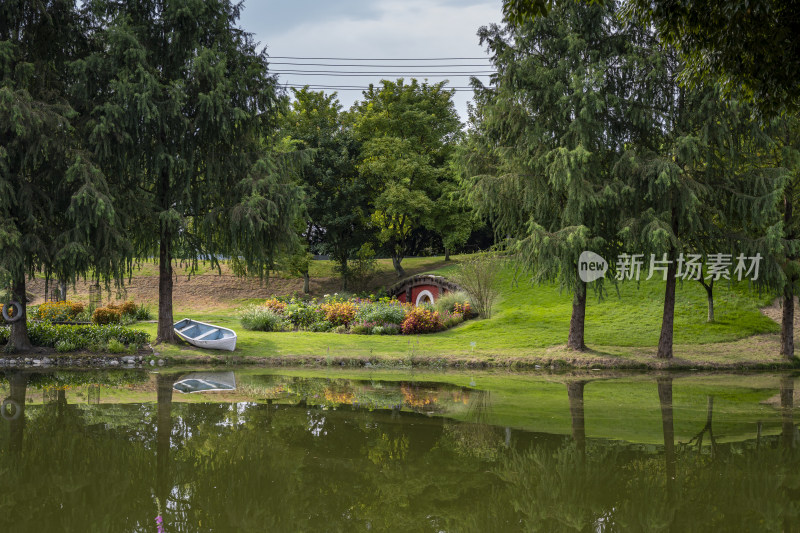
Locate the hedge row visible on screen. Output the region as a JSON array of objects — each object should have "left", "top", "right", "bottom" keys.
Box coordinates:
[{"left": 0, "top": 322, "right": 150, "bottom": 350}]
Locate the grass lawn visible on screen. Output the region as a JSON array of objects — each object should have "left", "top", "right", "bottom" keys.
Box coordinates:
[{"left": 135, "top": 260, "right": 788, "bottom": 368}]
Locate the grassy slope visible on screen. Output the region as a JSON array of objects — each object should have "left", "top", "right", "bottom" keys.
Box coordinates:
[{"left": 137, "top": 260, "right": 783, "bottom": 366}]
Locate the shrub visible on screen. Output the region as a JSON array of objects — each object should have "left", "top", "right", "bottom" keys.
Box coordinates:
[
  {"left": 107, "top": 338, "right": 126, "bottom": 354},
  {"left": 372, "top": 325, "right": 384, "bottom": 335},
  {"left": 35, "top": 301, "right": 84, "bottom": 322},
  {"left": 443, "top": 312, "right": 464, "bottom": 329},
  {"left": 0, "top": 325, "right": 9, "bottom": 344},
  {"left": 309, "top": 320, "right": 333, "bottom": 332},
  {"left": 332, "top": 325, "right": 348, "bottom": 334},
  {"left": 355, "top": 301, "right": 406, "bottom": 326},
  {"left": 382, "top": 323, "right": 401, "bottom": 335},
  {"left": 134, "top": 304, "right": 152, "bottom": 321},
  {"left": 263, "top": 298, "right": 287, "bottom": 314},
  {"left": 55, "top": 340, "right": 78, "bottom": 353},
  {"left": 118, "top": 301, "right": 137, "bottom": 316},
  {"left": 350, "top": 323, "right": 372, "bottom": 335},
  {"left": 320, "top": 301, "right": 357, "bottom": 327},
  {"left": 435, "top": 291, "right": 471, "bottom": 314},
  {"left": 284, "top": 302, "right": 323, "bottom": 330},
  {"left": 93, "top": 307, "right": 121, "bottom": 325},
  {"left": 450, "top": 253, "right": 501, "bottom": 318},
  {"left": 401, "top": 307, "right": 444, "bottom": 334},
  {"left": 25, "top": 321, "right": 149, "bottom": 349},
  {"left": 239, "top": 305, "right": 287, "bottom": 332}
]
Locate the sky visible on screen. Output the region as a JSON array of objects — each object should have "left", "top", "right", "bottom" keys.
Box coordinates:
[{"left": 238, "top": 0, "right": 503, "bottom": 122}]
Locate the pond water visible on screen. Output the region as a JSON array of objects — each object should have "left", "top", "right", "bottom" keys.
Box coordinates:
[{"left": 0, "top": 368, "right": 798, "bottom": 532}]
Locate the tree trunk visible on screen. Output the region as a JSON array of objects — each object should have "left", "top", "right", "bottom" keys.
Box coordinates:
[
  {"left": 657, "top": 377, "right": 676, "bottom": 489},
  {"left": 444, "top": 245, "right": 450, "bottom": 262},
  {"left": 392, "top": 255, "right": 406, "bottom": 278},
  {"left": 156, "top": 374, "right": 178, "bottom": 508},
  {"left": 780, "top": 375, "right": 794, "bottom": 451},
  {"left": 783, "top": 186, "right": 795, "bottom": 359},
  {"left": 567, "top": 280, "right": 587, "bottom": 351},
  {"left": 303, "top": 272, "right": 310, "bottom": 294},
  {"left": 700, "top": 278, "right": 714, "bottom": 322},
  {"left": 782, "top": 288, "right": 795, "bottom": 359},
  {"left": 566, "top": 381, "right": 586, "bottom": 458},
  {"left": 657, "top": 259, "right": 678, "bottom": 359},
  {"left": 8, "top": 276, "right": 32, "bottom": 352},
  {"left": 156, "top": 235, "right": 175, "bottom": 344},
  {"left": 8, "top": 372, "right": 27, "bottom": 456}
]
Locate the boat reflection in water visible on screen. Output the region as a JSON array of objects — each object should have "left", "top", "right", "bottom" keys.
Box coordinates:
[
  {"left": 0, "top": 369, "right": 798, "bottom": 532},
  {"left": 173, "top": 371, "right": 236, "bottom": 393}
]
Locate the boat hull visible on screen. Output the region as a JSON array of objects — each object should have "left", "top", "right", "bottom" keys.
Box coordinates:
[{"left": 173, "top": 319, "right": 237, "bottom": 351}]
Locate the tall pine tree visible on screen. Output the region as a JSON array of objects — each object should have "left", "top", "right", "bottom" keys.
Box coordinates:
[
  {"left": 1, "top": 0, "right": 128, "bottom": 351},
  {"left": 79, "top": 0, "right": 303, "bottom": 343},
  {"left": 466, "top": 1, "right": 634, "bottom": 350}
]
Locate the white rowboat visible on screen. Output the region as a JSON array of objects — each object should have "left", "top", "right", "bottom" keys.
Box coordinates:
[
  {"left": 173, "top": 319, "right": 237, "bottom": 351},
  {"left": 173, "top": 372, "right": 236, "bottom": 393}
]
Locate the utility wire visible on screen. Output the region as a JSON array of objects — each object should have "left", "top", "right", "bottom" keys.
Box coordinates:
[
  {"left": 276, "top": 72, "right": 490, "bottom": 77},
  {"left": 270, "top": 62, "right": 492, "bottom": 67},
  {"left": 268, "top": 56, "right": 490, "bottom": 61}
]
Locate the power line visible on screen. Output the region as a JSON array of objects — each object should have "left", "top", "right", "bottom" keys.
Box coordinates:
[
  {"left": 270, "top": 62, "right": 492, "bottom": 68},
  {"left": 276, "top": 72, "right": 491, "bottom": 77},
  {"left": 268, "top": 56, "right": 490, "bottom": 61}
]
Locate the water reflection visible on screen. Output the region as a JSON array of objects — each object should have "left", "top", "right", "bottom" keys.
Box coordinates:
[{"left": 0, "top": 369, "right": 798, "bottom": 531}]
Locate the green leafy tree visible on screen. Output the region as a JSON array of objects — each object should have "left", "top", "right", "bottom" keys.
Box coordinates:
[
  {"left": 615, "top": 83, "right": 786, "bottom": 358},
  {"left": 0, "top": 0, "right": 128, "bottom": 351},
  {"left": 350, "top": 79, "right": 461, "bottom": 278},
  {"left": 465, "top": 2, "right": 635, "bottom": 350},
  {"left": 79, "top": 0, "right": 303, "bottom": 342},
  {"left": 281, "top": 87, "right": 370, "bottom": 290},
  {"left": 504, "top": 1, "right": 800, "bottom": 115}
]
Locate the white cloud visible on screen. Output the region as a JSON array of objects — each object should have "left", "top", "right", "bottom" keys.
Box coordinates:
[{"left": 241, "top": 0, "right": 502, "bottom": 121}]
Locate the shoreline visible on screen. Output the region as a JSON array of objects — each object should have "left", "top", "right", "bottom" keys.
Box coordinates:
[{"left": 2, "top": 336, "right": 798, "bottom": 371}]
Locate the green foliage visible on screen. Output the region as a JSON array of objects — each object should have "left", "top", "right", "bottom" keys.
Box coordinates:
[
  {"left": 450, "top": 254, "right": 500, "bottom": 319},
  {"left": 34, "top": 301, "right": 84, "bottom": 322},
  {"left": 107, "top": 338, "right": 125, "bottom": 354},
  {"left": 467, "top": 2, "right": 632, "bottom": 301},
  {"left": 134, "top": 304, "right": 152, "bottom": 321},
  {"left": 0, "top": 1, "right": 131, "bottom": 349},
  {"left": 55, "top": 340, "right": 78, "bottom": 353},
  {"left": 308, "top": 320, "right": 333, "bottom": 333},
  {"left": 442, "top": 312, "right": 465, "bottom": 329},
  {"left": 626, "top": 0, "right": 800, "bottom": 116},
  {"left": 345, "top": 243, "right": 379, "bottom": 291},
  {"left": 239, "top": 306, "right": 288, "bottom": 332},
  {"left": 434, "top": 291, "right": 472, "bottom": 315},
  {"left": 350, "top": 323, "right": 372, "bottom": 335},
  {"left": 80, "top": 0, "right": 304, "bottom": 339},
  {"left": 355, "top": 301, "right": 407, "bottom": 326},
  {"left": 351, "top": 79, "right": 462, "bottom": 277},
  {"left": 284, "top": 301, "right": 324, "bottom": 330},
  {"left": 24, "top": 321, "right": 149, "bottom": 350},
  {"left": 281, "top": 88, "right": 370, "bottom": 290}
]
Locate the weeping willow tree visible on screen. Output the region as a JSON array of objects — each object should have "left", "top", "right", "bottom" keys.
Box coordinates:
[
  {"left": 463, "top": 1, "right": 643, "bottom": 350},
  {"left": 0, "top": 1, "right": 129, "bottom": 351},
  {"left": 78, "top": 0, "right": 304, "bottom": 343}
]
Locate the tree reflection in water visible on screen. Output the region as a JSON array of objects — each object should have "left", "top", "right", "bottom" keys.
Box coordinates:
[{"left": 0, "top": 371, "right": 798, "bottom": 532}]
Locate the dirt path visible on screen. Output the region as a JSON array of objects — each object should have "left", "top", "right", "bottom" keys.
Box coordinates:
[
  {"left": 760, "top": 296, "right": 800, "bottom": 331},
  {"left": 26, "top": 260, "right": 451, "bottom": 307}
]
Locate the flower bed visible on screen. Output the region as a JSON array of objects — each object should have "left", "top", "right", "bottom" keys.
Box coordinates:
[{"left": 238, "top": 293, "right": 473, "bottom": 335}]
